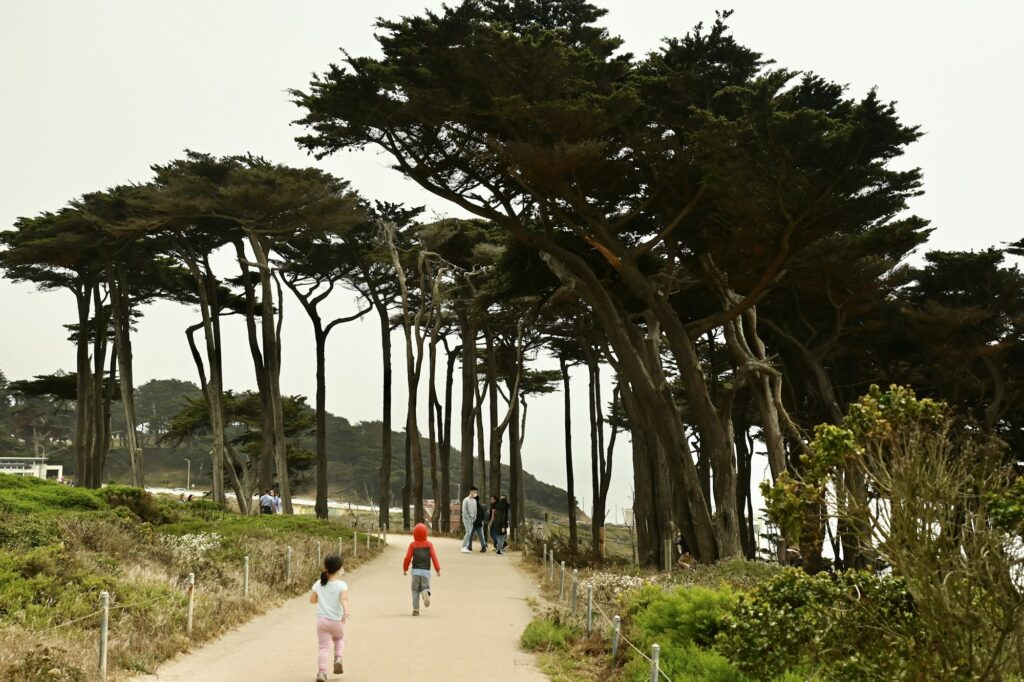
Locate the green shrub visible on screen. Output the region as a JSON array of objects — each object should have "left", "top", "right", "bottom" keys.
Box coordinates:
[
  {"left": 0, "top": 513, "right": 62, "bottom": 549},
  {"left": 101, "top": 485, "right": 182, "bottom": 525},
  {"left": 629, "top": 584, "right": 737, "bottom": 648},
  {"left": 718, "top": 569, "right": 925, "bottom": 681},
  {"left": 619, "top": 584, "right": 748, "bottom": 681},
  {"left": 0, "top": 475, "right": 105, "bottom": 514},
  {"left": 522, "top": 614, "right": 575, "bottom": 652}
]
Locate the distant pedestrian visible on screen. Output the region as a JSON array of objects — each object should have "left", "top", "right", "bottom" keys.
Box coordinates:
[
  {"left": 310, "top": 553, "right": 349, "bottom": 680},
  {"left": 402, "top": 522, "right": 441, "bottom": 616},
  {"left": 272, "top": 490, "right": 282, "bottom": 514},
  {"left": 259, "top": 489, "right": 274, "bottom": 515},
  {"left": 460, "top": 487, "right": 486, "bottom": 553},
  {"left": 489, "top": 494, "right": 510, "bottom": 555}
]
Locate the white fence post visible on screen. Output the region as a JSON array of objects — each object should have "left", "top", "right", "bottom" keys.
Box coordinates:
[
  {"left": 286, "top": 546, "right": 292, "bottom": 583},
  {"left": 353, "top": 532, "right": 358, "bottom": 558},
  {"left": 186, "top": 572, "right": 195, "bottom": 638},
  {"left": 98, "top": 591, "right": 109, "bottom": 680},
  {"left": 650, "top": 643, "right": 661, "bottom": 682},
  {"left": 243, "top": 556, "right": 250, "bottom": 597},
  {"left": 559, "top": 561, "right": 566, "bottom": 601},
  {"left": 317, "top": 541, "right": 322, "bottom": 567},
  {"left": 611, "top": 615, "right": 621, "bottom": 660},
  {"left": 366, "top": 532, "right": 370, "bottom": 552}
]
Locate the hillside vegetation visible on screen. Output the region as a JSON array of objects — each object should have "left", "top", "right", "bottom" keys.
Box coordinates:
[{"left": 0, "top": 474, "right": 382, "bottom": 681}]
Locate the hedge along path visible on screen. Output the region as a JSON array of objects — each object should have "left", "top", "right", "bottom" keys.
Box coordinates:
[{"left": 136, "top": 536, "right": 546, "bottom": 682}]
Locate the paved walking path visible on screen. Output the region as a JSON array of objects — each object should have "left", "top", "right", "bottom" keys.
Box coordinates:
[{"left": 138, "top": 536, "right": 546, "bottom": 681}]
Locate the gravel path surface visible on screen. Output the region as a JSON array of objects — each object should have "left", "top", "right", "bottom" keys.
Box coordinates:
[{"left": 137, "top": 536, "right": 546, "bottom": 681}]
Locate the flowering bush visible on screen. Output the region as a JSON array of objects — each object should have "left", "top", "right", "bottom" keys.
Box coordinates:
[{"left": 162, "top": 532, "right": 222, "bottom": 566}]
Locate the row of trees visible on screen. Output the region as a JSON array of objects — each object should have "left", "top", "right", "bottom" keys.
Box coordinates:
[
  {"left": 2, "top": 1, "right": 1021, "bottom": 567},
  {"left": 290, "top": 1, "right": 1023, "bottom": 566}
]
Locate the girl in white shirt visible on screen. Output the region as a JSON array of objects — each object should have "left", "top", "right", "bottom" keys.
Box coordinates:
[{"left": 310, "top": 554, "right": 349, "bottom": 680}]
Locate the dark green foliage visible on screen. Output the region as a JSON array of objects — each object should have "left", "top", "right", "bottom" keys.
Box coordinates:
[{"left": 718, "top": 569, "right": 925, "bottom": 681}]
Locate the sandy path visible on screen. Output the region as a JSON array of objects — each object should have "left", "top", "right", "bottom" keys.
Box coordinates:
[{"left": 137, "top": 536, "right": 546, "bottom": 682}]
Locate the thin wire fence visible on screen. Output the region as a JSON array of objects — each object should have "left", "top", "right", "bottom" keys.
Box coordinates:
[{"left": 536, "top": 547, "right": 671, "bottom": 682}]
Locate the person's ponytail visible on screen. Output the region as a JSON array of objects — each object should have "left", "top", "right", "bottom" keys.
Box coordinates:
[{"left": 321, "top": 553, "right": 343, "bottom": 585}]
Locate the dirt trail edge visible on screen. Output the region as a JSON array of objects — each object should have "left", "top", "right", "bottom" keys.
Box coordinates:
[{"left": 137, "top": 536, "right": 546, "bottom": 682}]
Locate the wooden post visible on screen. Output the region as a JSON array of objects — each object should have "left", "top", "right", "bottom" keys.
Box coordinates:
[
  {"left": 317, "top": 541, "right": 322, "bottom": 567},
  {"left": 98, "top": 591, "right": 109, "bottom": 680},
  {"left": 353, "top": 532, "right": 358, "bottom": 558},
  {"left": 366, "top": 532, "right": 370, "bottom": 552},
  {"left": 243, "top": 556, "right": 250, "bottom": 597},
  {"left": 286, "top": 546, "right": 292, "bottom": 583},
  {"left": 586, "top": 582, "right": 593, "bottom": 634},
  {"left": 571, "top": 569, "right": 578, "bottom": 615},
  {"left": 186, "top": 572, "right": 195, "bottom": 638}
]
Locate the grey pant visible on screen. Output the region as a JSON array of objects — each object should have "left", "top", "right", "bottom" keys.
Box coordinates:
[{"left": 411, "top": 574, "right": 431, "bottom": 609}]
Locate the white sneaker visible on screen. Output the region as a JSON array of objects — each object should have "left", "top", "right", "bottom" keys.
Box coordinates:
[
  {"left": 460, "top": 547, "right": 471, "bottom": 553},
  {"left": 423, "top": 590, "right": 431, "bottom": 607}
]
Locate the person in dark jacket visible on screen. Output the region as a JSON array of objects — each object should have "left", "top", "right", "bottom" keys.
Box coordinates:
[
  {"left": 489, "top": 494, "right": 511, "bottom": 555},
  {"left": 402, "top": 523, "right": 441, "bottom": 616}
]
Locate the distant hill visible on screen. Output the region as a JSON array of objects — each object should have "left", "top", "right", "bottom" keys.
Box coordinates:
[{"left": 39, "top": 379, "right": 577, "bottom": 519}]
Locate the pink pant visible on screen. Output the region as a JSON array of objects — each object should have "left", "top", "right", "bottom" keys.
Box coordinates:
[{"left": 316, "top": 617, "right": 345, "bottom": 672}]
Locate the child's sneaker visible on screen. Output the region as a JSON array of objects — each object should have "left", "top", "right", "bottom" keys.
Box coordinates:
[
  {"left": 334, "top": 659, "right": 344, "bottom": 674},
  {"left": 316, "top": 672, "right": 328, "bottom": 682},
  {"left": 423, "top": 590, "right": 431, "bottom": 607},
  {"left": 412, "top": 609, "right": 419, "bottom": 616}
]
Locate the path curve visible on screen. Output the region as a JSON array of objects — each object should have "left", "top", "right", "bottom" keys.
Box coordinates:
[{"left": 137, "top": 536, "right": 546, "bottom": 681}]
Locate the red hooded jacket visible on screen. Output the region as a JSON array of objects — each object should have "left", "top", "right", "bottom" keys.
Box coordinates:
[{"left": 403, "top": 523, "right": 441, "bottom": 573}]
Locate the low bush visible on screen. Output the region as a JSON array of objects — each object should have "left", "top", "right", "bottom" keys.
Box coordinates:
[
  {"left": 619, "top": 584, "right": 749, "bottom": 681},
  {"left": 718, "top": 568, "right": 927, "bottom": 681},
  {"left": 522, "top": 613, "right": 577, "bottom": 652},
  {"left": 0, "top": 475, "right": 105, "bottom": 514}
]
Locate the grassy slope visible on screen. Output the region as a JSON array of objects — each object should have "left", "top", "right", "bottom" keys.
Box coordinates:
[{"left": 0, "top": 474, "right": 383, "bottom": 681}]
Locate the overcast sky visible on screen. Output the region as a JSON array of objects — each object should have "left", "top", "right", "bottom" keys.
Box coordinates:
[{"left": 1, "top": 1, "right": 1021, "bottom": 516}]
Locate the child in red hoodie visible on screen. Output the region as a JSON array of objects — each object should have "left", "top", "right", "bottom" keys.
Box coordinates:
[{"left": 402, "top": 523, "right": 441, "bottom": 616}]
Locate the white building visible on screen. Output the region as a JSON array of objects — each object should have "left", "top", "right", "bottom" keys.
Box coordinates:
[{"left": 0, "top": 456, "right": 63, "bottom": 482}]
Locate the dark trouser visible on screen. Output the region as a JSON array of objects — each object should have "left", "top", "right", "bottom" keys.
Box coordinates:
[{"left": 260, "top": 505, "right": 273, "bottom": 515}]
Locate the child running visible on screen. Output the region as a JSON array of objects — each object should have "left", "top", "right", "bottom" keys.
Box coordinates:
[
  {"left": 310, "top": 553, "right": 349, "bottom": 680},
  {"left": 402, "top": 522, "right": 441, "bottom": 616}
]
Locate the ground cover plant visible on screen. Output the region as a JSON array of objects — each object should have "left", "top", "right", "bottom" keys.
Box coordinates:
[{"left": 0, "top": 475, "right": 382, "bottom": 681}]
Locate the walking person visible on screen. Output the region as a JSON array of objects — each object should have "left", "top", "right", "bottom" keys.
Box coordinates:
[
  {"left": 460, "top": 485, "right": 487, "bottom": 548},
  {"left": 402, "top": 522, "right": 441, "bottom": 616},
  {"left": 272, "top": 490, "right": 282, "bottom": 514},
  {"left": 259, "top": 488, "right": 274, "bottom": 515},
  {"left": 310, "top": 554, "right": 349, "bottom": 680},
  {"left": 490, "top": 494, "right": 511, "bottom": 555}
]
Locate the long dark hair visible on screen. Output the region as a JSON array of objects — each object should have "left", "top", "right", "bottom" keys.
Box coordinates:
[{"left": 320, "top": 553, "right": 344, "bottom": 585}]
